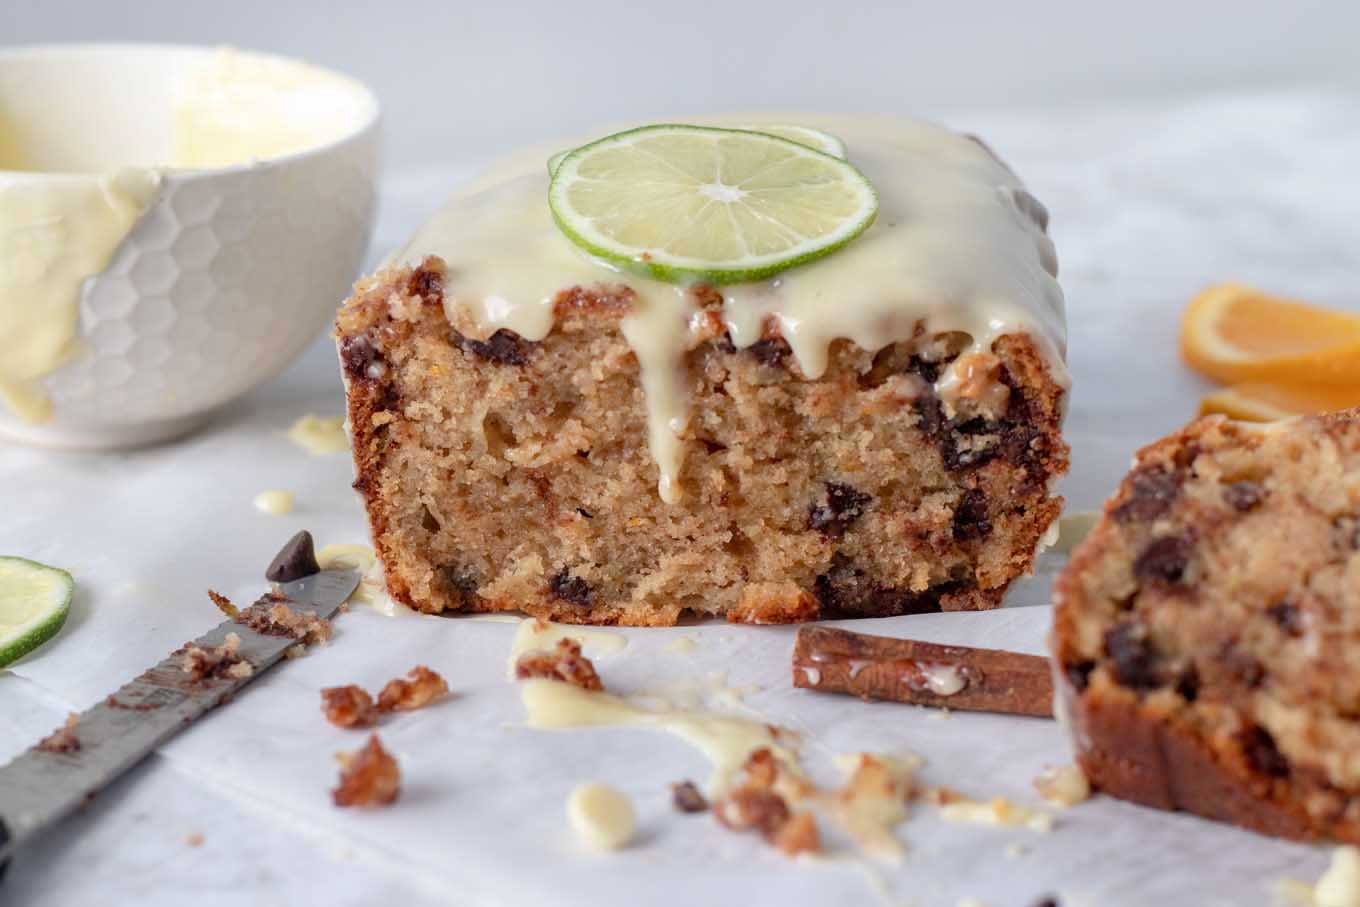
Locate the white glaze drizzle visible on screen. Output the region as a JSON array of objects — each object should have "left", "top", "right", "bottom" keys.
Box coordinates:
[{"left": 396, "top": 114, "right": 1067, "bottom": 502}]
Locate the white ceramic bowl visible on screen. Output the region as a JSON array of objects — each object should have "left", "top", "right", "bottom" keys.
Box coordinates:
[{"left": 0, "top": 44, "right": 380, "bottom": 449}]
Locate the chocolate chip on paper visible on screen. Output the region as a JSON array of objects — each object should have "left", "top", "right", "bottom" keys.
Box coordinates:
[{"left": 266, "top": 530, "right": 321, "bottom": 584}]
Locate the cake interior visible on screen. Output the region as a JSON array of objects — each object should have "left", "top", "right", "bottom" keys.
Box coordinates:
[
  {"left": 339, "top": 261, "right": 1067, "bottom": 626},
  {"left": 1055, "top": 412, "right": 1360, "bottom": 835}
]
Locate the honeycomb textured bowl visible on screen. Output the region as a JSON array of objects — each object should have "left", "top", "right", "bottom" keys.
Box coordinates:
[{"left": 0, "top": 45, "right": 380, "bottom": 450}]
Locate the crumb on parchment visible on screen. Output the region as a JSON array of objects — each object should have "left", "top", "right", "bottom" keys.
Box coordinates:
[{"left": 333, "top": 734, "right": 400, "bottom": 807}]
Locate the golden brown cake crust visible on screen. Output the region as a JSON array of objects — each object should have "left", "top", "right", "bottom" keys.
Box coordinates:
[
  {"left": 1052, "top": 409, "right": 1360, "bottom": 842},
  {"left": 338, "top": 258, "right": 1068, "bottom": 626}
]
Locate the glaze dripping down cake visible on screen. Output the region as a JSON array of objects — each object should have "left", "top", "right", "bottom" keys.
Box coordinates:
[
  {"left": 336, "top": 115, "right": 1070, "bottom": 626},
  {"left": 1053, "top": 410, "right": 1360, "bottom": 842}
]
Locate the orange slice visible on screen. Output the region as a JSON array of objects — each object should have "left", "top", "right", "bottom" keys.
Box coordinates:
[
  {"left": 1200, "top": 382, "right": 1360, "bottom": 422},
  {"left": 1181, "top": 284, "right": 1360, "bottom": 385}
]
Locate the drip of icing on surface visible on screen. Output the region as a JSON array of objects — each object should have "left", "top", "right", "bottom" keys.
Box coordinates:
[
  {"left": 565, "top": 783, "right": 636, "bottom": 851},
  {"left": 252, "top": 489, "right": 295, "bottom": 515},
  {"left": 397, "top": 113, "right": 1067, "bottom": 502},
  {"left": 519, "top": 678, "right": 797, "bottom": 792},
  {"left": 315, "top": 542, "right": 411, "bottom": 615},
  {"left": 286, "top": 414, "right": 349, "bottom": 454}
]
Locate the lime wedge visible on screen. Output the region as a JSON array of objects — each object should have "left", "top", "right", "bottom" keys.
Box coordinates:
[
  {"left": 549, "top": 124, "right": 878, "bottom": 285},
  {"left": 546, "top": 124, "right": 846, "bottom": 176},
  {"left": 0, "top": 556, "right": 75, "bottom": 667}
]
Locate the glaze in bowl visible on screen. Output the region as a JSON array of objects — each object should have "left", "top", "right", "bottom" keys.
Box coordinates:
[{"left": 0, "top": 44, "right": 380, "bottom": 449}]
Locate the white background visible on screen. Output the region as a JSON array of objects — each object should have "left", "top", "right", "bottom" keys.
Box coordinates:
[{"left": 8, "top": 0, "right": 1360, "bottom": 168}]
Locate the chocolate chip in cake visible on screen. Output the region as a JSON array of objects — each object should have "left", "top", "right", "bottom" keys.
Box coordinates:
[
  {"left": 405, "top": 263, "right": 444, "bottom": 300},
  {"left": 671, "top": 780, "right": 709, "bottom": 813},
  {"left": 1104, "top": 621, "right": 1160, "bottom": 690},
  {"left": 1112, "top": 467, "right": 1184, "bottom": 523},
  {"left": 1220, "top": 645, "right": 1265, "bottom": 689},
  {"left": 436, "top": 564, "right": 479, "bottom": 605},
  {"left": 1133, "top": 536, "right": 1192, "bottom": 586},
  {"left": 746, "top": 337, "right": 791, "bottom": 367},
  {"left": 951, "top": 489, "right": 993, "bottom": 541},
  {"left": 1224, "top": 480, "right": 1265, "bottom": 512},
  {"left": 1175, "top": 662, "right": 1200, "bottom": 702},
  {"left": 550, "top": 569, "right": 593, "bottom": 607},
  {"left": 420, "top": 505, "right": 441, "bottom": 532},
  {"left": 808, "top": 483, "right": 872, "bottom": 538},
  {"left": 1065, "top": 660, "right": 1095, "bottom": 692},
  {"left": 1266, "top": 601, "right": 1304, "bottom": 636},
  {"left": 340, "top": 334, "right": 384, "bottom": 382},
  {"left": 813, "top": 555, "right": 955, "bottom": 618},
  {"left": 1240, "top": 725, "right": 1290, "bottom": 778},
  {"left": 454, "top": 328, "right": 539, "bottom": 366},
  {"left": 266, "top": 530, "right": 321, "bottom": 584}
]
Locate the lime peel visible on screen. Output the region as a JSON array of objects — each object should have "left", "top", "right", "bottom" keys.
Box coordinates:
[
  {"left": 0, "top": 556, "right": 75, "bottom": 667},
  {"left": 546, "top": 124, "right": 847, "bottom": 176},
  {"left": 548, "top": 124, "right": 878, "bottom": 286}
]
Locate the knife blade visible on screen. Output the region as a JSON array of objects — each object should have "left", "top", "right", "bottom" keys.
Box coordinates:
[{"left": 0, "top": 565, "right": 360, "bottom": 869}]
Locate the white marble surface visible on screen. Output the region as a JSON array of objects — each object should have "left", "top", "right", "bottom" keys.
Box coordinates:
[{"left": 3, "top": 90, "right": 1358, "bottom": 905}]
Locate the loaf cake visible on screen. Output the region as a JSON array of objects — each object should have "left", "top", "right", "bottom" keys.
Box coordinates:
[
  {"left": 1052, "top": 409, "right": 1360, "bottom": 841},
  {"left": 336, "top": 115, "right": 1069, "bottom": 626}
]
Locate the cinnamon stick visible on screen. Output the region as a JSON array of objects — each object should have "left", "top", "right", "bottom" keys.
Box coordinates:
[{"left": 792, "top": 626, "right": 1053, "bottom": 718}]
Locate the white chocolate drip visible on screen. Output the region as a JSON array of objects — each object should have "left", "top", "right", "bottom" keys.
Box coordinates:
[
  {"left": 520, "top": 678, "right": 796, "bottom": 792},
  {"left": 397, "top": 114, "right": 1067, "bottom": 502}
]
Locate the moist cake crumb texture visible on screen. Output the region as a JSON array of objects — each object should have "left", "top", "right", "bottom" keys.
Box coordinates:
[
  {"left": 336, "top": 115, "right": 1069, "bottom": 626},
  {"left": 338, "top": 260, "right": 1066, "bottom": 625},
  {"left": 1053, "top": 409, "right": 1360, "bottom": 842}
]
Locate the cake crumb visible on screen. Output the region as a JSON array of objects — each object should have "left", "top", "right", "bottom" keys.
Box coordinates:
[
  {"left": 514, "top": 639, "right": 604, "bottom": 691},
  {"left": 179, "top": 633, "right": 252, "bottom": 682},
  {"left": 771, "top": 811, "right": 820, "bottom": 857},
  {"left": 285, "top": 644, "right": 307, "bottom": 659},
  {"left": 713, "top": 748, "right": 820, "bottom": 857},
  {"left": 333, "top": 734, "right": 400, "bottom": 807},
  {"left": 185, "top": 831, "right": 204, "bottom": 847},
  {"left": 35, "top": 713, "right": 81, "bottom": 754},
  {"left": 239, "top": 598, "right": 333, "bottom": 646},
  {"left": 322, "top": 685, "right": 380, "bottom": 728},
  {"left": 832, "top": 752, "right": 919, "bottom": 861},
  {"left": 207, "top": 589, "right": 238, "bottom": 618},
  {"left": 1033, "top": 764, "right": 1091, "bottom": 807},
  {"left": 377, "top": 665, "right": 449, "bottom": 712},
  {"left": 939, "top": 796, "right": 1054, "bottom": 832}
]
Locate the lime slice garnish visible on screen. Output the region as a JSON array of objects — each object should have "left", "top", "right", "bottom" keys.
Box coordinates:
[
  {"left": 548, "top": 124, "right": 878, "bottom": 285},
  {"left": 749, "top": 124, "right": 847, "bottom": 159},
  {"left": 0, "top": 556, "right": 75, "bottom": 667},
  {"left": 546, "top": 124, "right": 846, "bottom": 176}
]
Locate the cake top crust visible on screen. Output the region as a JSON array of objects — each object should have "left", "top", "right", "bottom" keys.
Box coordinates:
[{"left": 390, "top": 114, "right": 1067, "bottom": 501}]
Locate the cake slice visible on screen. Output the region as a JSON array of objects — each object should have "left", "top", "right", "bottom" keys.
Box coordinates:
[
  {"left": 1053, "top": 410, "right": 1360, "bottom": 841},
  {"left": 336, "top": 116, "right": 1069, "bottom": 626}
]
